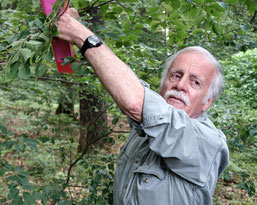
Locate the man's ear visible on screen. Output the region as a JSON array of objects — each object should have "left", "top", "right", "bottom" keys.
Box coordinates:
[{"left": 202, "top": 97, "right": 215, "bottom": 112}]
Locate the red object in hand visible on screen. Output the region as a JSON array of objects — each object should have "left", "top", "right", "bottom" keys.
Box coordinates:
[{"left": 40, "top": 0, "right": 74, "bottom": 73}]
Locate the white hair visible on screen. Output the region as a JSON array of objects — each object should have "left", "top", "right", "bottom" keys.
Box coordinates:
[{"left": 160, "top": 46, "right": 224, "bottom": 104}]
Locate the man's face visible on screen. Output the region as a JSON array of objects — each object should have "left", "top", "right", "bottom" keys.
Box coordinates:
[{"left": 159, "top": 51, "right": 216, "bottom": 118}]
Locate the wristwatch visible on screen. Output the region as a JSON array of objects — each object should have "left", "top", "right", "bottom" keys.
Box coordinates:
[{"left": 80, "top": 35, "right": 103, "bottom": 56}]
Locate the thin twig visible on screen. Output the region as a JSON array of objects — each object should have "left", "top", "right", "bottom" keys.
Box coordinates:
[
  {"left": 88, "top": 105, "right": 111, "bottom": 127},
  {"left": 68, "top": 185, "right": 89, "bottom": 189},
  {"left": 112, "top": 130, "right": 130, "bottom": 133},
  {"left": 64, "top": 128, "right": 114, "bottom": 188}
]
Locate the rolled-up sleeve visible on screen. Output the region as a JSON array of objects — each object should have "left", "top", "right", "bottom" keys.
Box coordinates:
[{"left": 141, "top": 87, "right": 229, "bottom": 187}]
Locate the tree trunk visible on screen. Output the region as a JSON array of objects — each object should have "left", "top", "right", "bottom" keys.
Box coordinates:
[
  {"left": 56, "top": 88, "right": 75, "bottom": 116},
  {"left": 78, "top": 89, "right": 108, "bottom": 153},
  {"left": 11, "top": 0, "right": 18, "bottom": 9}
]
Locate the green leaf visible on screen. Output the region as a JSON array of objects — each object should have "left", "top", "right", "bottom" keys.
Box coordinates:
[
  {"left": 8, "top": 50, "right": 21, "bottom": 65},
  {"left": 149, "top": 7, "right": 159, "bottom": 13},
  {"left": 0, "top": 198, "right": 6, "bottom": 204},
  {"left": 112, "top": 117, "right": 119, "bottom": 125},
  {"left": 71, "top": 62, "right": 82, "bottom": 70},
  {"left": 193, "top": 0, "right": 204, "bottom": 4},
  {"left": 5, "top": 141, "right": 14, "bottom": 149},
  {"left": 19, "top": 65, "right": 31, "bottom": 79},
  {"left": 212, "top": 22, "right": 221, "bottom": 35},
  {"left": 45, "top": 48, "right": 54, "bottom": 62},
  {"left": 39, "top": 136, "right": 50, "bottom": 143},
  {"left": 38, "top": 33, "right": 48, "bottom": 41},
  {"left": 10, "top": 196, "right": 23, "bottom": 205},
  {"left": 168, "top": 35, "right": 175, "bottom": 46},
  {"left": 23, "top": 192, "right": 36, "bottom": 205},
  {"left": 195, "top": 15, "right": 205, "bottom": 25},
  {"left": 240, "top": 24, "right": 250, "bottom": 32},
  {"left": 113, "top": 6, "right": 123, "bottom": 14},
  {"left": 225, "top": 0, "right": 238, "bottom": 3},
  {"left": 104, "top": 12, "right": 116, "bottom": 20},
  {"left": 0, "top": 45, "right": 5, "bottom": 52},
  {"left": 206, "top": 2, "right": 226, "bottom": 17},
  {"left": 35, "top": 65, "right": 46, "bottom": 77},
  {"left": 170, "top": 0, "right": 181, "bottom": 9},
  {"left": 245, "top": 0, "right": 257, "bottom": 13},
  {"left": 100, "top": 4, "right": 109, "bottom": 13},
  {"left": 104, "top": 32, "right": 119, "bottom": 39},
  {"left": 25, "top": 40, "right": 41, "bottom": 49},
  {"left": 21, "top": 48, "right": 32, "bottom": 62},
  {"left": 37, "top": 193, "right": 47, "bottom": 204},
  {"left": 122, "top": 0, "right": 138, "bottom": 2},
  {"left": 6, "top": 62, "right": 21, "bottom": 82},
  {"left": 0, "top": 168, "right": 5, "bottom": 177},
  {"left": 169, "top": 11, "right": 179, "bottom": 19},
  {"left": 8, "top": 187, "right": 19, "bottom": 199},
  {"left": 23, "top": 138, "right": 38, "bottom": 149},
  {"left": 116, "top": 41, "right": 123, "bottom": 48},
  {"left": 187, "top": 6, "right": 199, "bottom": 18},
  {"left": 34, "top": 19, "right": 44, "bottom": 30},
  {"left": 176, "top": 29, "right": 187, "bottom": 42},
  {"left": 173, "top": 19, "right": 185, "bottom": 29},
  {"left": 73, "top": 0, "right": 80, "bottom": 9}
]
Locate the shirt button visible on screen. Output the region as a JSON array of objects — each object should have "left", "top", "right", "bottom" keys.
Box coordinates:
[
  {"left": 135, "top": 158, "right": 140, "bottom": 163},
  {"left": 124, "top": 184, "right": 128, "bottom": 189},
  {"left": 144, "top": 178, "right": 150, "bottom": 183}
]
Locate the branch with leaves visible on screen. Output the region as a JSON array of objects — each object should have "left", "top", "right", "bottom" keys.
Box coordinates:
[{"left": 2, "top": 0, "right": 67, "bottom": 83}]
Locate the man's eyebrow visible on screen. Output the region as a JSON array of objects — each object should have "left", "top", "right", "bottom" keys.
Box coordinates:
[{"left": 190, "top": 74, "right": 203, "bottom": 84}]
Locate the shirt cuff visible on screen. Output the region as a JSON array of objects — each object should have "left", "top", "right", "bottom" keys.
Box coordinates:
[{"left": 142, "top": 87, "right": 172, "bottom": 128}]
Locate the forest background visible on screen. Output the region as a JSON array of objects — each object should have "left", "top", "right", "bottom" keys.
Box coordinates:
[{"left": 0, "top": 0, "right": 256, "bottom": 204}]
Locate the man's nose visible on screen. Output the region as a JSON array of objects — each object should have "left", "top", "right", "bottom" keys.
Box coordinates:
[{"left": 175, "top": 76, "right": 188, "bottom": 92}]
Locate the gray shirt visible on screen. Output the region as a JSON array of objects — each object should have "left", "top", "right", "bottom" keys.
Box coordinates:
[{"left": 113, "top": 85, "right": 229, "bottom": 205}]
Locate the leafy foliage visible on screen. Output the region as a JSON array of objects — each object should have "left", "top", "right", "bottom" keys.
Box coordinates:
[
  {"left": 223, "top": 48, "right": 257, "bottom": 108},
  {"left": 208, "top": 49, "right": 257, "bottom": 200},
  {"left": 209, "top": 49, "right": 257, "bottom": 152}
]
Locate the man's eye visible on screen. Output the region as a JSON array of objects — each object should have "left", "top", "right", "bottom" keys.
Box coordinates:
[
  {"left": 194, "top": 80, "right": 200, "bottom": 85},
  {"left": 192, "top": 80, "right": 201, "bottom": 88},
  {"left": 171, "top": 74, "right": 180, "bottom": 79}
]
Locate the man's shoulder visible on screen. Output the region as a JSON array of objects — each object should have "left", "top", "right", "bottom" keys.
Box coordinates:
[{"left": 193, "top": 114, "right": 227, "bottom": 145}]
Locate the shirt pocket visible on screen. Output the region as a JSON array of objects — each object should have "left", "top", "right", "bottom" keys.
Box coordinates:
[{"left": 134, "top": 165, "right": 171, "bottom": 205}]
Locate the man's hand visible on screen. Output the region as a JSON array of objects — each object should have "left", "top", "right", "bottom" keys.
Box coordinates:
[
  {"left": 67, "top": 8, "right": 80, "bottom": 19},
  {"left": 57, "top": 8, "right": 93, "bottom": 47}
]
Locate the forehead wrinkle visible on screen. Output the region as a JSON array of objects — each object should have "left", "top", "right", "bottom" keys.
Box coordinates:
[{"left": 170, "top": 55, "right": 210, "bottom": 83}]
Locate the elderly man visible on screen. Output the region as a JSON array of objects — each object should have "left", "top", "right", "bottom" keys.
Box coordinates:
[{"left": 57, "top": 9, "right": 229, "bottom": 205}]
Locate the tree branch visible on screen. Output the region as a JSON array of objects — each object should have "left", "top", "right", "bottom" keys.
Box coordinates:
[
  {"left": 250, "top": 10, "right": 257, "bottom": 25},
  {"left": 63, "top": 125, "right": 115, "bottom": 190},
  {"left": 112, "top": 130, "right": 130, "bottom": 133}
]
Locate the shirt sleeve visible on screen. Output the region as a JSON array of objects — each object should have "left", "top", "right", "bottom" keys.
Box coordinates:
[{"left": 141, "top": 87, "right": 229, "bottom": 187}]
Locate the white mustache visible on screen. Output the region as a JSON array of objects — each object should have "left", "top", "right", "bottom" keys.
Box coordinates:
[{"left": 164, "top": 90, "right": 190, "bottom": 106}]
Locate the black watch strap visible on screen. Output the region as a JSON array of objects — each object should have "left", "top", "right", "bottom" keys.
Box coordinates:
[{"left": 80, "top": 35, "right": 103, "bottom": 56}]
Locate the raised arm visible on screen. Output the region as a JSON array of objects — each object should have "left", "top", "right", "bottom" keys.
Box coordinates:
[{"left": 57, "top": 9, "right": 144, "bottom": 122}]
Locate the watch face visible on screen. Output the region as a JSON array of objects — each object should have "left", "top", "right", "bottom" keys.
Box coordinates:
[{"left": 88, "top": 36, "right": 100, "bottom": 46}]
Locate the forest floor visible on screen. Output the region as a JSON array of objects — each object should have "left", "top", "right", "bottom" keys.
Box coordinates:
[{"left": 0, "top": 103, "right": 256, "bottom": 204}]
